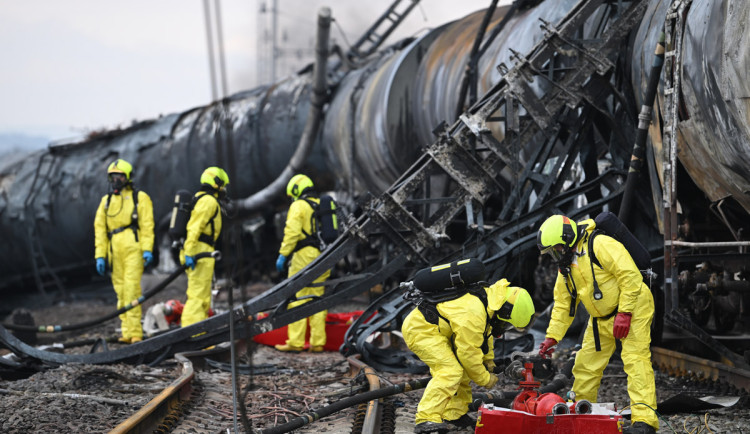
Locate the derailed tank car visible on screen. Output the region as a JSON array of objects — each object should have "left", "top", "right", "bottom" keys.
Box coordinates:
[{"left": 1, "top": 0, "right": 750, "bottom": 362}]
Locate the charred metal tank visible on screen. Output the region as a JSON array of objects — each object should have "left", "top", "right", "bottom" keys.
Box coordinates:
[
  {"left": 0, "top": 79, "right": 328, "bottom": 290},
  {"left": 631, "top": 0, "right": 750, "bottom": 221},
  {"left": 1, "top": 0, "right": 749, "bottom": 307},
  {"left": 0, "top": 0, "right": 581, "bottom": 291}
]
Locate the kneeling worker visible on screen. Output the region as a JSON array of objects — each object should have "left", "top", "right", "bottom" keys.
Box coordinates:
[{"left": 401, "top": 259, "right": 535, "bottom": 434}]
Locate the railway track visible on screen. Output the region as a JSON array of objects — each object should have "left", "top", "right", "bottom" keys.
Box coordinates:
[{"left": 100, "top": 343, "right": 750, "bottom": 434}]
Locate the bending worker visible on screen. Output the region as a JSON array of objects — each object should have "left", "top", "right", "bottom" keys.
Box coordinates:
[
  {"left": 274, "top": 174, "right": 331, "bottom": 352},
  {"left": 536, "top": 215, "right": 658, "bottom": 434},
  {"left": 401, "top": 259, "right": 535, "bottom": 434},
  {"left": 94, "top": 159, "right": 154, "bottom": 344},
  {"left": 181, "top": 167, "right": 229, "bottom": 327}
]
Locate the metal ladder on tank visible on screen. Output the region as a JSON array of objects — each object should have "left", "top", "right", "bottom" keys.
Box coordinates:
[
  {"left": 347, "top": 0, "right": 421, "bottom": 59},
  {"left": 23, "top": 151, "right": 66, "bottom": 299}
]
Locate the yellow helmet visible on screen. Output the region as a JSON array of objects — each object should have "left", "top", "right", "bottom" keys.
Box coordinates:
[
  {"left": 537, "top": 215, "right": 577, "bottom": 261},
  {"left": 200, "top": 167, "right": 229, "bottom": 190},
  {"left": 496, "top": 286, "right": 535, "bottom": 330},
  {"left": 107, "top": 159, "right": 133, "bottom": 181},
  {"left": 286, "top": 174, "right": 313, "bottom": 200}
]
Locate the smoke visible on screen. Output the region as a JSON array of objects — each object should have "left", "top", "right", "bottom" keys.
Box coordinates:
[{"left": 231, "top": 0, "right": 493, "bottom": 91}]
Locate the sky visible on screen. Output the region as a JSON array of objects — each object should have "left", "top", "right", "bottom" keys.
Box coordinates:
[{"left": 0, "top": 0, "right": 499, "bottom": 149}]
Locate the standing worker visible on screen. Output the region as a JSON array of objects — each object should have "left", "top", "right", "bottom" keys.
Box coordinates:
[
  {"left": 274, "top": 174, "right": 331, "bottom": 352},
  {"left": 94, "top": 159, "right": 154, "bottom": 344},
  {"left": 401, "top": 260, "right": 536, "bottom": 434},
  {"left": 536, "top": 215, "right": 658, "bottom": 434},
  {"left": 180, "top": 167, "right": 229, "bottom": 327}
]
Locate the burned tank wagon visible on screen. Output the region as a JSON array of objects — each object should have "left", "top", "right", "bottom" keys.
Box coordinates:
[
  {"left": 1, "top": 0, "right": 750, "bottom": 367},
  {"left": 0, "top": 0, "right": 583, "bottom": 293}
]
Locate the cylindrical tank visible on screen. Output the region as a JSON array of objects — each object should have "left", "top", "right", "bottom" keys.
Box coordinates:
[
  {"left": 3, "top": 0, "right": 750, "bottom": 289},
  {"left": 631, "top": 0, "right": 750, "bottom": 217},
  {"left": 322, "top": 0, "right": 580, "bottom": 195},
  {"left": 0, "top": 76, "right": 327, "bottom": 285}
]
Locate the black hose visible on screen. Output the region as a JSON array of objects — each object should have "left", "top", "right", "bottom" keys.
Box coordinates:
[
  {"left": 256, "top": 377, "right": 430, "bottom": 434},
  {"left": 619, "top": 31, "right": 665, "bottom": 224},
  {"left": 258, "top": 362, "right": 570, "bottom": 433},
  {"left": 2, "top": 251, "right": 219, "bottom": 333}
]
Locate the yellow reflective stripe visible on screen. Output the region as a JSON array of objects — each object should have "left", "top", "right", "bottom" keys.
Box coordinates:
[
  {"left": 457, "top": 259, "right": 470, "bottom": 265},
  {"left": 431, "top": 264, "right": 450, "bottom": 271}
]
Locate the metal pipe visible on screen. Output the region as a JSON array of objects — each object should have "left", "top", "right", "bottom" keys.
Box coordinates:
[
  {"left": 454, "top": 0, "right": 499, "bottom": 118},
  {"left": 238, "top": 7, "right": 331, "bottom": 213},
  {"left": 666, "top": 240, "right": 750, "bottom": 248}
]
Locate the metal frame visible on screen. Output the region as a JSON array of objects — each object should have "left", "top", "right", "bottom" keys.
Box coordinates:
[{"left": 0, "top": 0, "right": 650, "bottom": 368}]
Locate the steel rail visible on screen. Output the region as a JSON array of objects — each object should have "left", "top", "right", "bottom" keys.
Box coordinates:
[
  {"left": 651, "top": 346, "right": 750, "bottom": 394},
  {"left": 348, "top": 355, "right": 382, "bottom": 434},
  {"left": 109, "top": 351, "right": 195, "bottom": 434}
]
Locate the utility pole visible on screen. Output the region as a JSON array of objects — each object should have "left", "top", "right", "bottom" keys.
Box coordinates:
[
  {"left": 271, "top": 0, "right": 278, "bottom": 82},
  {"left": 203, "top": 0, "right": 229, "bottom": 101}
]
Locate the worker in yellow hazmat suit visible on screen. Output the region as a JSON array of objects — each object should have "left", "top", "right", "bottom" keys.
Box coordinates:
[
  {"left": 180, "top": 167, "right": 229, "bottom": 327},
  {"left": 94, "top": 159, "right": 154, "bottom": 344},
  {"left": 401, "top": 262, "right": 535, "bottom": 434},
  {"left": 274, "top": 174, "right": 331, "bottom": 352},
  {"left": 537, "top": 215, "right": 658, "bottom": 434}
]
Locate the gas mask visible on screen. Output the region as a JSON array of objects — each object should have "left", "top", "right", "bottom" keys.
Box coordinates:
[
  {"left": 540, "top": 244, "right": 575, "bottom": 271},
  {"left": 218, "top": 188, "right": 228, "bottom": 200},
  {"left": 109, "top": 173, "right": 127, "bottom": 194}
]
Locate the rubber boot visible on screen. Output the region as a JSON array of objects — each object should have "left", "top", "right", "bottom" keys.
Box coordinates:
[
  {"left": 445, "top": 414, "right": 476, "bottom": 429},
  {"left": 274, "top": 343, "right": 304, "bottom": 352},
  {"left": 414, "top": 421, "right": 449, "bottom": 434}
]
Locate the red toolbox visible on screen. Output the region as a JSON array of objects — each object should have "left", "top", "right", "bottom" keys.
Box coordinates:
[{"left": 475, "top": 404, "right": 623, "bottom": 433}]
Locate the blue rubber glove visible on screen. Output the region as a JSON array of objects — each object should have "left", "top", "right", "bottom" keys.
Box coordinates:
[
  {"left": 95, "top": 258, "right": 106, "bottom": 276},
  {"left": 276, "top": 254, "right": 287, "bottom": 273},
  {"left": 185, "top": 255, "right": 196, "bottom": 270},
  {"left": 143, "top": 251, "right": 153, "bottom": 267}
]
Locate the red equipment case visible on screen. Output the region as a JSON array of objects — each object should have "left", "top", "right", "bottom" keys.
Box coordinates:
[{"left": 475, "top": 404, "right": 624, "bottom": 433}]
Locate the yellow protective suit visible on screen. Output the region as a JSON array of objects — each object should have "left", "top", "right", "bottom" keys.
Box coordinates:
[
  {"left": 401, "top": 280, "right": 515, "bottom": 424},
  {"left": 94, "top": 186, "right": 154, "bottom": 341},
  {"left": 279, "top": 196, "right": 331, "bottom": 348},
  {"left": 181, "top": 192, "right": 222, "bottom": 327},
  {"left": 545, "top": 219, "right": 658, "bottom": 429}
]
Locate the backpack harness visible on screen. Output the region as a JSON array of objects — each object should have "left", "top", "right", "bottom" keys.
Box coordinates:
[
  {"left": 291, "top": 195, "right": 337, "bottom": 252},
  {"left": 407, "top": 283, "right": 515, "bottom": 355},
  {"left": 194, "top": 193, "right": 220, "bottom": 247},
  {"left": 560, "top": 227, "right": 620, "bottom": 352},
  {"left": 106, "top": 188, "right": 140, "bottom": 242}
]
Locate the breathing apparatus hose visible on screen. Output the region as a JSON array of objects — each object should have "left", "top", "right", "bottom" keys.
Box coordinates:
[
  {"left": 255, "top": 377, "right": 431, "bottom": 434},
  {"left": 2, "top": 251, "right": 221, "bottom": 333}
]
